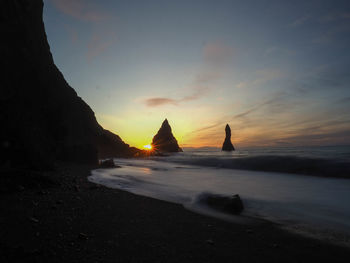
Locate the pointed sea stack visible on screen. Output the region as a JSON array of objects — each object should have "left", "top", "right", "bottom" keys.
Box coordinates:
[
  {"left": 151, "top": 119, "right": 182, "bottom": 152},
  {"left": 222, "top": 124, "right": 235, "bottom": 151}
]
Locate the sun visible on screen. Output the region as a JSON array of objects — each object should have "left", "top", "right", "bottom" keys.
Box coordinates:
[{"left": 143, "top": 144, "right": 152, "bottom": 150}]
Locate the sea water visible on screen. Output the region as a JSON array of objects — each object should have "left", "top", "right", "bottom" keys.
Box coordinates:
[{"left": 88, "top": 146, "right": 350, "bottom": 237}]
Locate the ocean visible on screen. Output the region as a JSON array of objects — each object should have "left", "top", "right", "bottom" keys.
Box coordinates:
[{"left": 89, "top": 146, "right": 350, "bottom": 238}]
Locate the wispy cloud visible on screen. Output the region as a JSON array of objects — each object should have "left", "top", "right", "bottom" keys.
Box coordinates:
[
  {"left": 144, "top": 98, "right": 178, "bottom": 107},
  {"left": 86, "top": 31, "right": 117, "bottom": 61},
  {"left": 144, "top": 85, "right": 210, "bottom": 107},
  {"left": 192, "top": 94, "right": 286, "bottom": 134},
  {"left": 180, "top": 72, "right": 221, "bottom": 102},
  {"left": 203, "top": 42, "right": 233, "bottom": 65},
  {"left": 235, "top": 69, "right": 285, "bottom": 89},
  {"left": 338, "top": 97, "right": 350, "bottom": 104},
  {"left": 289, "top": 15, "right": 311, "bottom": 27},
  {"left": 342, "top": 13, "right": 350, "bottom": 19},
  {"left": 264, "top": 46, "right": 296, "bottom": 57},
  {"left": 51, "top": 0, "right": 117, "bottom": 61},
  {"left": 51, "top": 0, "right": 110, "bottom": 22},
  {"left": 63, "top": 24, "right": 78, "bottom": 44},
  {"left": 300, "top": 63, "right": 350, "bottom": 90},
  {"left": 233, "top": 95, "right": 287, "bottom": 119},
  {"left": 194, "top": 72, "right": 222, "bottom": 84},
  {"left": 274, "top": 129, "right": 350, "bottom": 146},
  {"left": 312, "top": 24, "right": 350, "bottom": 44},
  {"left": 143, "top": 73, "right": 218, "bottom": 107},
  {"left": 186, "top": 89, "right": 350, "bottom": 147},
  {"left": 320, "top": 12, "right": 350, "bottom": 23},
  {"left": 143, "top": 42, "right": 231, "bottom": 107}
]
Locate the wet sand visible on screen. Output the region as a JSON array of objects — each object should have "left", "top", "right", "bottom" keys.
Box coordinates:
[{"left": 1, "top": 162, "right": 350, "bottom": 262}]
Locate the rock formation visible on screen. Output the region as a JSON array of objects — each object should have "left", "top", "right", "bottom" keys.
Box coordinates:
[
  {"left": 0, "top": 0, "right": 138, "bottom": 169},
  {"left": 99, "top": 159, "right": 121, "bottom": 168},
  {"left": 222, "top": 124, "right": 235, "bottom": 151},
  {"left": 151, "top": 119, "right": 182, "bottom": 152},
  {"left": 198, "top": 193, "right": 244, "bottom": 215}
]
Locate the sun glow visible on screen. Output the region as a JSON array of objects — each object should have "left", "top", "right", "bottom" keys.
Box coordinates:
[{"left": 143, "top": 144, "right": 152, "bottom": 150}]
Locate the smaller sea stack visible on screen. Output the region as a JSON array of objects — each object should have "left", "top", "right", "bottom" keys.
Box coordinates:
[
  {"left": 222, "top": 124, "right": 235, "bottom": 151},
  {"left": 152, "top": 119, "right": 182, "bottom": 152}
]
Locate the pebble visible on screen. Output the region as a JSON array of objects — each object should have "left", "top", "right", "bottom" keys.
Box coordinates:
[
  {"left": 206, "top": 239, "right": 214, "bottom": 245},
  {"left": 30, "top": 217, "right": 39, "bottom": 223},
  {"left": 246, "top": 229, "right": 253, "bottom": 234},
  {"left": 78, "top": 233, "right": 89, "bottom": 240}
]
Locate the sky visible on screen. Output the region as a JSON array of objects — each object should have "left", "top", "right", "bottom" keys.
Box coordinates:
[{"left": 43, "top": 0, "right": 350, "bottom": 148}]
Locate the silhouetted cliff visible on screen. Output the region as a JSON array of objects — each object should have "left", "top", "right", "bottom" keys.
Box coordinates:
[
  {"left": 0, "top": 0, "right": 137, "bottom": 168},
  {"left": 151, "top": 119, "right": 182, "bottom": 152},
  {"left": 222, "top": 124, "right": 235, "bottom": 151}
]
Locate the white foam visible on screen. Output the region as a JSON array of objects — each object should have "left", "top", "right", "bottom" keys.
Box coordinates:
[{"left": 88, "top": 158, "right": 350, "bottom": 235}]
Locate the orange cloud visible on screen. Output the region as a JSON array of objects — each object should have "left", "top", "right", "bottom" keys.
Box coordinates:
[
  {"left": 144, "top": 85, "right": 212, "bottom": 107},
  {"left": 144, "top": 98, "right": 178, "bottom": 107}
]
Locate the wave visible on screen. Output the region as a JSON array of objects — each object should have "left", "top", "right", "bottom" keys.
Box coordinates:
[
  {"left": 90, "top": 159, "right": 350, "bottom": 236},
  {"left": 153, "top": 155, "right": 350, "bottom": 178}
]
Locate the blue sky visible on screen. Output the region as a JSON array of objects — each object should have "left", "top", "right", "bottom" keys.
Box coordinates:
[{"left": 43, "top": 0, "right": 350, "bottom": 148}]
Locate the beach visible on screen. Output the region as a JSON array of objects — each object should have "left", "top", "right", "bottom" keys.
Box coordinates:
[
  {"left": 1, "top": 162, "right": 350, "bottom": 262},
  {"left": 89, "top": 148, "right": 350, "bottom": 236},
  {"left": 2, "top": 0, "right": 350, "bottom": 262}
]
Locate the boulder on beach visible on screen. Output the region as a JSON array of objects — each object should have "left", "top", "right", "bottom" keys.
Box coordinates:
[
  {"left": 222, "top": 124, "right": 235, "bottom": 151},
  {"left": 200, "top": 193, "right": 244, "bottom": 215},
  {"left": 151, "top": 119, "right": 182, "bottom": 153},
  {"left": 99, "top": 159, "right": 120, "bottom": 168}
]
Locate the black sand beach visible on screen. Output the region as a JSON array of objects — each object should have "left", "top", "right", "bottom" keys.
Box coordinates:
[{"left": 1, "top": 163, "right": 350, "bottom": 263}]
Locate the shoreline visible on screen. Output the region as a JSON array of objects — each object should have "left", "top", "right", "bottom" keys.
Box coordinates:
[{"left": 1, "top": 162, "right": 350, "bottom": 262}]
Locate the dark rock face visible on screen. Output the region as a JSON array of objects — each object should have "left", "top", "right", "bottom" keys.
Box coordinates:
[
  {"left": 97, "top": 129, "right": 139, "bottom": 159},
  {"left": 151, "top": 119, "right": 182, "bottom": 152},
  {"left": 0, "top": 0, "right": 136, "bottom": 168},
  {"left": 222, "top": 124, "right": 235, "bottom": 151}
]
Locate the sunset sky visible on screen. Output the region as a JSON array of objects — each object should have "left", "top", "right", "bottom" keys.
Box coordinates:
[{"left": 43, "top": 0, "right": 350, "bottom": 148}]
